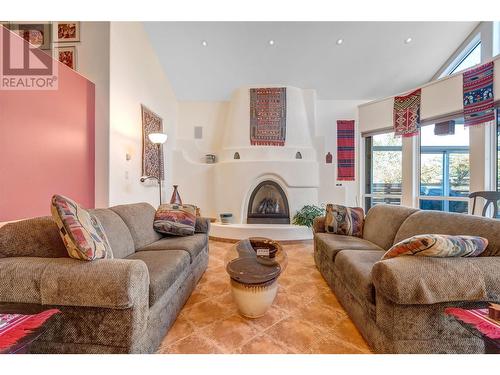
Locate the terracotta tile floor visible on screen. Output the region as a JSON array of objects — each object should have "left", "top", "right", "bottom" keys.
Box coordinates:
[{"left": 157, "top": 240, "right": 372, "bottom": 354}]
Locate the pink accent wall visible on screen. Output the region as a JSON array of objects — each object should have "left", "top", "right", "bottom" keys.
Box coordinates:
[{"left": 0, "top": 31, "right": 95, "bottom": 221}]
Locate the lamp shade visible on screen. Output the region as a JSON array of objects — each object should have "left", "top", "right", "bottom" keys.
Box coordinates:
[{"left": 148, "top": 132, "right": 168, "bottom": 144}]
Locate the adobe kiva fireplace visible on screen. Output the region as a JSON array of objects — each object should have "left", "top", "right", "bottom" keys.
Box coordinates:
[{"left": 247, "top": 181, "right": 290, "bottom": 224}]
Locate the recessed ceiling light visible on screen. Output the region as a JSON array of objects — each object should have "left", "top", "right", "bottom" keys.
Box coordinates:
[
  {"left": 336, "top": 38, "right": 343, "bottom": 45},
  {"left": 268, "top": 39, "right": 275, "bottom": 46},
  {"left": 404, "top": 37, "right": 413, "bottom": 44},
  {"left": 201, "top": 40, "right": 208, "bottom": 47}
]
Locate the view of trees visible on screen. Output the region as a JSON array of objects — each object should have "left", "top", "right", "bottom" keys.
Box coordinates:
[
  {"left": 368, "top": 129, "right": 472, "bottom": 213},
  {"left": 371, "top": 132, "right": 470, "bottom": 197},
  {"left": 420, "top": 153, "right": 469, "bottom": 196},
  {"left": 372, "top": 133, "right": 402, "bottom": 185},
  {"left": 372, "top": 151, "right": 402, "bottom": 184},
  {"left": 449, "top": 154, "right": 470, "bottom": 192},
  {"left": 420, "top": 154, "right": 442, "bottom": 185}
]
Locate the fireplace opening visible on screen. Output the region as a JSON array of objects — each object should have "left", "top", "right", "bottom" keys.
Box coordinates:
[{"left": 247, "top": 181, "right": 290, "bottom": 224}]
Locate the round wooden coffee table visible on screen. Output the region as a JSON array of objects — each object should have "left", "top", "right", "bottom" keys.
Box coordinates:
[{"left": 225, "top": 237, "right": 287, "bottom": 318}]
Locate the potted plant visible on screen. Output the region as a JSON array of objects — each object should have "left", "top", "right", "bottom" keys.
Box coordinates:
[{"left": 292, "top": 204, "right": 325, "bottom": 229}]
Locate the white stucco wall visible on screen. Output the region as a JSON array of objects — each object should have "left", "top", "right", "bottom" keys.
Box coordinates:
[
  {"left": 108, "top": 22, "right": 178, "bottom": 207},
  {"left": 77, "top": 22, "right": 110, "bottom": 208},
  {"left": 177, "top": 101, "right": 228, "bottom": 157},
  {"left": 173, "top": 88, "right": 364, "bottom": 221}
]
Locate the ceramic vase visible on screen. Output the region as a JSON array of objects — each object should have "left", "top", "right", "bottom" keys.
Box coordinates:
[{"left": 170, "top": 185, "right": 182, "bottom": 204}]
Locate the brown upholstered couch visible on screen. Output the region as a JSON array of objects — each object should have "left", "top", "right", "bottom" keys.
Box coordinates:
[
  {"left": 0, "top": 202, "right": 210, "bottom": 353},
  {"left": 313, "top": 204, "right": 500, "bottom": 353}
]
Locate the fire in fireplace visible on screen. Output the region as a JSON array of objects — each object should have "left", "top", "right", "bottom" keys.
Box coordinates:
[{"left": 247, "top": 181, "right": 290, "bottom": 224}]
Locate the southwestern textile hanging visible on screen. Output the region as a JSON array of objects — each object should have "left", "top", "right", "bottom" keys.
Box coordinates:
[
  {"left": 463, "top": 61, "right": 495, "bottom": 127},
  {"left": 337, "top": 120, "right": 355, "bottom": 181},
  {"left": 141, "top": 105, "right": 164, "bottom": 180},
  {"left": 393, "top": 89, "right": 421, "bottom": 137},
  {"left": 434, "top": 120, "right": 455, "bottom": 136},
  {"left": 250, "top": 87, "right": 287, "bottom": 146}
]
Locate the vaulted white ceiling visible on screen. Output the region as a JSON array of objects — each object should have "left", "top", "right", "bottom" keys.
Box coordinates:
[{"left": 144, "top": 21, "right": 478, "bottom": 101}]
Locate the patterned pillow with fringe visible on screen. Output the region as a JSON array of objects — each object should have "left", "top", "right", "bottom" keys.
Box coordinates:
[
  {"left": 382, "top": 234, "right": 488, "bottom": 260},
  {"left": 324, "top": 203, "right": 364, "bottom": 238},
  {"left": 51, "top": 194, "right": 113, "bottom": 260},
  {"left": 154, "top": 204, "right": 196, "bottom": 236}
]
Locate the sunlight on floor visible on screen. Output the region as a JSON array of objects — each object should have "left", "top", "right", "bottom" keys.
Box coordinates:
[{"left": 158, "top": 240, "right": 372, "bottom": 354}]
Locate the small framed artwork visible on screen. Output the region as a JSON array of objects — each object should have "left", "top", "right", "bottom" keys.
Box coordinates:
[
  {"left": 9, "top": 22, "right": 52, "bottom": 50},
  {"left": 53, "top": 21, "right": 80, "bottom": 42},
  {"left": 54, "top": 45, "right": 77, "bottom": 70}
]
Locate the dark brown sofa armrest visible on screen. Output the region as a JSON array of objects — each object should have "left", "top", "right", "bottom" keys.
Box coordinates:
[
  {"left": 372, "top": 256, "right": 500, "bottom": 305},
  {"left": 313, "top": 216, "right": 326, "bottom": 234},
  {"left": 0, "top": 257, "right": 149, "bottom": 309},
  {"left": 195, "top": 217, "right": 211, "bottom": 234}
]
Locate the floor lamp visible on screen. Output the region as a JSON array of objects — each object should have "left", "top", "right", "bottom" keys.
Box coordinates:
[{"left": 140, "top": 132, "right": 167, "bottom": 204}]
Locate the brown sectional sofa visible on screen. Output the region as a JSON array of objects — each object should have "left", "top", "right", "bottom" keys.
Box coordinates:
[
  {"left": 313, "top": 204, "right": 500, "bottom": 354},
  {"left": 0, "top": 202, "right": 209, "bottom": 353}
]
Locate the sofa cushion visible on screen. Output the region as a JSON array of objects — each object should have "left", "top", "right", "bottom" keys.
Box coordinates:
[
  {"left": 0, "top": 216, "right": 68, "bottom": 258},
  {"left": 126, "top": 250, "right": 190, "bottom": 306},
  {"left": 110, "top": 203, "right": 162, "bottom": 250},
  {"left": 382, "top": 234, "right": 488, "bottom": 260},
  {"left": 137, "top": 233, "right": 208, "bottom": 263},
  {"left": 51, "top": 195, "right": 113, "bottom": 260},
  {"left": 363, "top": 204, "right": 419, "bottom": 250},
  {"left": 90, "top": 209, "right": 135, "bottom": 259},
  {"left": 153, "top": 204, "right": 196, "bottom": 236},
  {"left": 394, "top": 210, "right": 500, "bottom": 257},
  {"left": 315, "top": 233, "right": 383, "bottom": 262},
  {"left": 334, "top": 250, "right": 382, "bottom": 305}
]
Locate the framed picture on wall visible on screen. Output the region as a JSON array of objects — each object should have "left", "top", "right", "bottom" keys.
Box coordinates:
[
  {"left": 9, "top": 22, "right": 52, "bottom": 50},
  {"left": 54, "top": 45, "right": 77, "bottom": 70},
  {"left": 53, "top": 21, "right": 80, "bottom": 42}
]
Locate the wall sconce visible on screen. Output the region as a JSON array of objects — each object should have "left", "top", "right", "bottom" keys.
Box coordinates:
[{"left": 141, "top": 132, "right": 168, "bottom": 204}]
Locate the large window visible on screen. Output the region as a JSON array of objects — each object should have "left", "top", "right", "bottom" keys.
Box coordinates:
[
  {"left": 449, "top": 41, "right": 481, "bottom": 75},
  {"left": 364, "top": 132, "right": 402, "bottom": 209},
  {"left": 440, "top": 40, "right": 481, "bottom": 78},
  {"left": 419, "top": 122, "right": 470, "bottom": 213}
]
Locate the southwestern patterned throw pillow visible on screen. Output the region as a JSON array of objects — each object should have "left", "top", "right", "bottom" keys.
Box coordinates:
[
  {"left": 154, "top": 204, "right": 196, "bottom": 236},
  {"left": 324, "top": 203, "right": 364, "bottom": 238},
  {"left": 382, "top": 234, "right": 488, "bottom": 260},
  {"left": 51, "top": 195, "right": 113, "bottom": 260}
]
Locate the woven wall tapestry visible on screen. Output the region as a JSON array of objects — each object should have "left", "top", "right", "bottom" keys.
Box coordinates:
[
  {"left": 463, "top": 61, "right": 495, "bottom": 127},
  {"left": 141, "top": 105, "right": 164, "bottom": 180},
  {"left": 434, "top": 120, "right": 455, "bottom": 136},
  {"left": 337, "top": 120, "right": 355, "bottom": 181},
  {"left": 394, "top": 89, "right": 421, "bottom": 137},
  {"left": 250, "top": 87, "right": 286, "bottom": 146}
]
